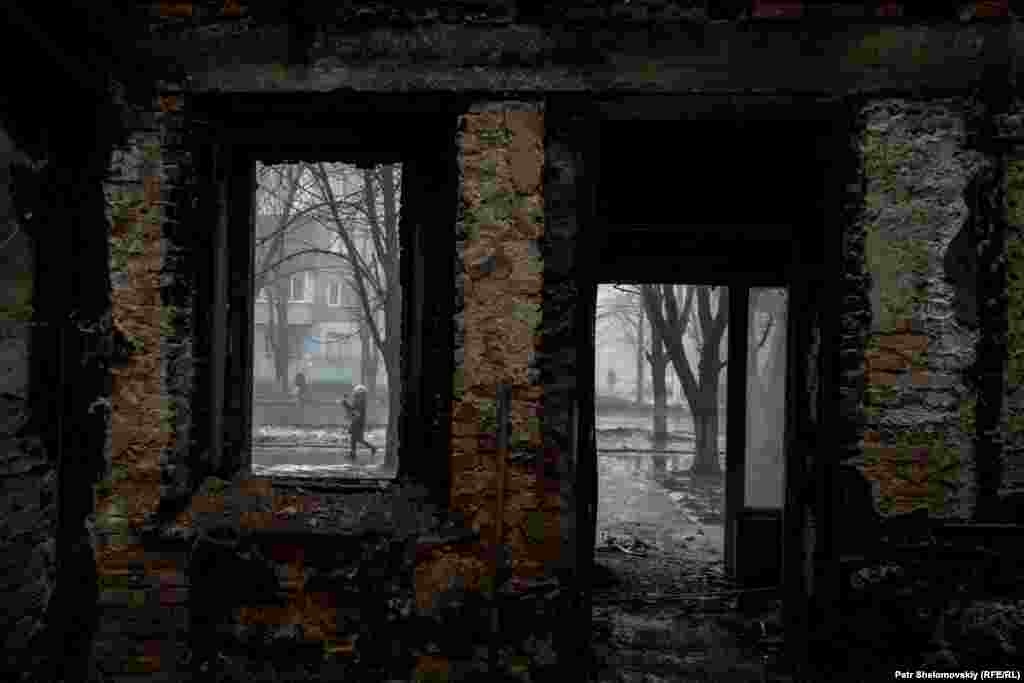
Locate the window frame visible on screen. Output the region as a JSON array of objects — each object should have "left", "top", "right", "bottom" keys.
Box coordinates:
[
  {"left": 327, "top": 278, "right": 342, "bottom": 308},
  {"left": 197, "top": 96, "right": 460, "bottom": 505},
  {"left": 288, "top": 271, "right": 313, "bottom": 303}
]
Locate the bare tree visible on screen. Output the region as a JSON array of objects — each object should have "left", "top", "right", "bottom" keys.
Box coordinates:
[
  {"left": 595, "top": 285, "right": 647, "bottom": 406},
  {"left": 254, "top": 162, "right": 325, "bottom": 393},
  {"left": 306, "top": 163, "right": 403, "bottom": 469},
  {"left": 645, "top": 313, "right": 670, "bottom": 443},
  {"left": 642, "top": 284, "right": 726, "bottom": 476},
  {"left": 643, "top": 284, "right": 783, "bottom": 477},
  {"left": 597, "top": 284, "right": 674, "bottom": 444}
]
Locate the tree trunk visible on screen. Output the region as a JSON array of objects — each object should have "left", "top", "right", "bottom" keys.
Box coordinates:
[
  {"left": 360, "top": 321, "right": 379, "bottom": 404},
  {"left": 648, "top": 339, "right": 668, "bottom": 444},
  {"left": 270, "top": 284, "right": 290, "bottom": 394},
  {"left": 635, "top": 307, "right": 646, "bottom": 406},
  {"left": 691, "top": 336, "right": 725, "bottom": 477},
  {"left": 641, "top": 284, "right": 726, "bottom": 478},
  {"left": 691, "top": 398, "right": 722, "bottom": 477},
  {"left": 383, "top": 258, "right": 402, "bottom": 471},
  {"left": 383, "top": 352, "right": 400, "bottom": 470}
]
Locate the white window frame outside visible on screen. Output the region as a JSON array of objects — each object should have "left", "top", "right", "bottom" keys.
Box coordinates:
[
  {"left": 289, "top": 272, "right": 314, "bottom": 303},
  {"left": 327, "top": 279, "right": 342, "bottom": 307}
]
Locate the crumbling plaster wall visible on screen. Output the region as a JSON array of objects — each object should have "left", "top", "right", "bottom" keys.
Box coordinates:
[
  {"left": 801, "top": 94, "right": 1024, "bottom": 681},
  {"left": 446, "top": 104, "right": 553, "bottom": 588},
  {"left": 90, "top": 83, "right": 197, "bottom": 679},
  {"left": 1003, "top": 111, "right": 1024, "bottom": 512},
  {"left": 856, "top": 98, "right": 999, "bottom": 519}
]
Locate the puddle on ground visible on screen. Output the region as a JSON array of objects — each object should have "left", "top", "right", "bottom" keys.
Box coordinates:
[{"left": 592, "top": 412, "right": 791, "bottom": 681}]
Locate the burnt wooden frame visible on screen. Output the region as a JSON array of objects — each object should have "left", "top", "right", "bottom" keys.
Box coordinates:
[{"left": 191, "top": 94, "right": 461, "bottom": 505}]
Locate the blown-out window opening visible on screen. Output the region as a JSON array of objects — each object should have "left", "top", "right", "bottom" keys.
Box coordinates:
[{"left": 252, "top": 161, "right": 404, "bottom": 480}]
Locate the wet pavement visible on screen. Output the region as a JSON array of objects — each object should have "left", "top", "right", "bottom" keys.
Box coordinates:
[
  {"left": 595, "top": 412, "right": 727, "bottom": 562},
  {"left": 592, "top": 413, "right": 791, "bottom": 682},
  {"left": 597, "top": 452, "right": 725, "bottom": 564},
  {"left": 251, "top": 424, "right": 392, "bottom": 478}
]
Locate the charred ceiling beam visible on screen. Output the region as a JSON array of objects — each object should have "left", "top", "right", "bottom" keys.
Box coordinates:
[
  {"left": 61, "top": 0, "right": 182, "bottom": 93},
  {"left": 4, "top": 1, "right": 173, "bottom": 110},
  {"left": 190, "top": 1, "right": 1015, "bottom": 24},
  {"left": 3, "top": 2, "right": 110, "bottom": 99}
]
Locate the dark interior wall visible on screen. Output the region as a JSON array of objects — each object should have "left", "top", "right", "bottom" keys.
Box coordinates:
[
  {"left": 0, "top": 100, "right": 128, "bottom": 682},
  {"left": 1, "top": 6, "right": 160, "bottom": 679},
  {"left": 1005, "top": 136, "right": 1024, "bottom": 516},
  {"left": 0, "top": 119, "right": 57, "bottom": 683},
  {"left": 539, "top": 97, "right": 597, "bottom": 675},
  {"left": 800, "top": 101, "right": 871, "bottom": 671},
  {"left": 598, "top": 119, "right": 825, "bottom": 228}
]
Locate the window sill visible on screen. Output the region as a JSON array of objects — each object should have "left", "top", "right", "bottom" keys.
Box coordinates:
[{"left": 253, "top": 472, "right": 396, "bottom": 492}]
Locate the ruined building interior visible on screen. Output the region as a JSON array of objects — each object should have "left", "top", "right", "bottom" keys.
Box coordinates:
[{"left": 2, "top": 1, "right": 1023, "bottom": 681}]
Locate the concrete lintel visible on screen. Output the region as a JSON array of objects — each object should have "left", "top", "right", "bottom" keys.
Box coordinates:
[{"left": 138, "top": 22, "right": 1015, "bottom": 96}]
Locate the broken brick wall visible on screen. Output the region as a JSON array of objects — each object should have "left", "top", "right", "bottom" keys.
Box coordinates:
[
  {"left": 808, "top": 96, "right": 1024, "bottom": 678},
  {"left": 1003, "top": 112, "right": 1024, "bottom": 514},
  {"left": 91, "top": 81, "right": 199, "bottom": 679},
  {"left": 856, "top": 98, "right": 1000, "bottom": 520},
  {"left": 448, "top": 102, "right": 551, "bottom": 582},
  {"left": 87, "top": 95, "right": 570, "bottom": 681}
]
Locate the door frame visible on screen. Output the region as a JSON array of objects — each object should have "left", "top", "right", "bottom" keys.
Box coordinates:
[
  {"left": 580, "top": 224, "right": 821, "bottom": 679},
  {"left": 572, "top": 97, "right": 848, "bottom": 678},
  {"left": 588, "top": 227, "right": 800, "bottom": 571}
]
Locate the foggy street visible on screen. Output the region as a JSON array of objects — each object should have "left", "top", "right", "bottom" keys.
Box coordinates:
[{"left": 595, "top": 418, "right": 726, "bottom": 564}]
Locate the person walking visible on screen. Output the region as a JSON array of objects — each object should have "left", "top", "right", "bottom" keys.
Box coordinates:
[
  {"left": 294, "top": 371, "right": 310, "bottom": 425},
  {"left": 342, "top": 384, "right": 377, "bottom": 460}
]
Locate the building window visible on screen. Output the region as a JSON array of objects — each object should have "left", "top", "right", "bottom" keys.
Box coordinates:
[
  {"left": 204, "top": 100, "right": 457, "bottom": 504},
  {"left": 327, "top": 279, "right": 342, "bottom": 307},
  {"left": 289, "top": 272, "right": 313, "bottom": 302},
  {"left": 257, "top": 287, "right": 268, "bottom": 301}
]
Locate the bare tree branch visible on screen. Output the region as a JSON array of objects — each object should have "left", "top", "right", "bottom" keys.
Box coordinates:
[{"left": 310, "top": 163, "right": 385, "bottom": 354}]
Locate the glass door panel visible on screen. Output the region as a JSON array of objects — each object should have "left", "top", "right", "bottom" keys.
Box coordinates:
[{"left": 744, "top": 287, "right": 787, "bottom": 508}]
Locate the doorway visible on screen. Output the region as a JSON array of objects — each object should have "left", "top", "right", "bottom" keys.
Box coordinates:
[
  {"left": 590, "top": 280, "right": 792, "bottom": 682},
  {"left": 594, "top": 283, "right": 789, "bottom": 581},
  {"left": 593, "top": 282, "right": 728, "bottom": 582},
  {"left": 564, "top": 99, "right": 845, "bottom": 682}
]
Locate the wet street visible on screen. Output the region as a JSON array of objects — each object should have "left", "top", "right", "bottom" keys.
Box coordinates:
[
  {"left": 592, "top": 412, "right": 790, "bottom": 683},
  {"left": 596, "top": 405, "right": 727, "bottom": 558},
  {"left": 596, "top": 448, "right": 726, "bottom": 564},
  {"left": 251, "top": 425, "right": 392, "bottom": 478}
]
